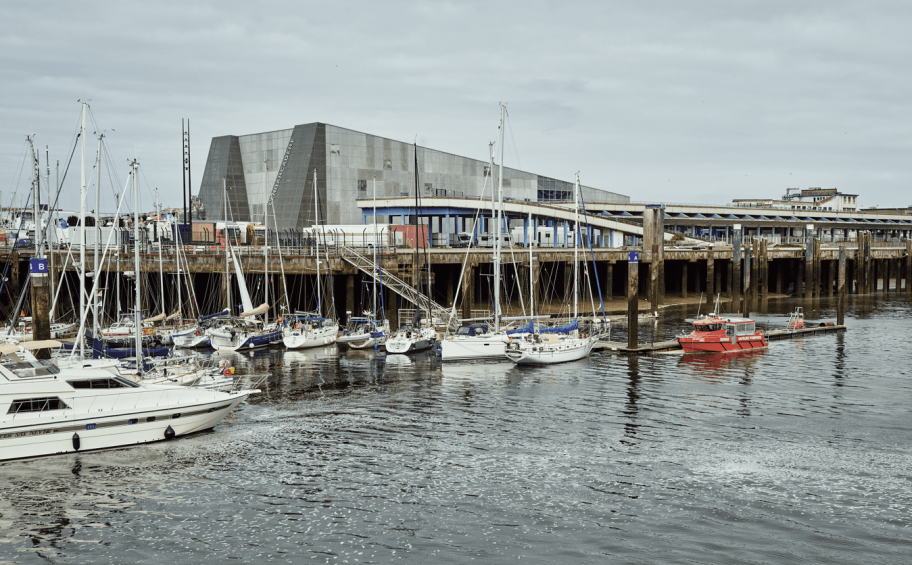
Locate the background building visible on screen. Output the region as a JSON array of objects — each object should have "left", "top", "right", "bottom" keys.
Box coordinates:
[{"left": 197, "top": 122, "right": 629, "bottom": 230}]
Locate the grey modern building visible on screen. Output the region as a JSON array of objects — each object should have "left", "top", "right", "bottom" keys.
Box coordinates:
[{"left": 198, "top": 122, "right": 629, "bottom": 230}]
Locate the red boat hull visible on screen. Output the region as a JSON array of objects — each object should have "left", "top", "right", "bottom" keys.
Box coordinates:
[{"left": 677, "top": 334, "right": 768, "bottom": 354}]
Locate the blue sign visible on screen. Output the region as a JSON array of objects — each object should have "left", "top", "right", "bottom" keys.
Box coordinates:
[
  {"left": 628, "top": 251, "right": 639, "bottom": 263},
  {"left": 30, "top": 258, "right": 48, "bottom": 276}
]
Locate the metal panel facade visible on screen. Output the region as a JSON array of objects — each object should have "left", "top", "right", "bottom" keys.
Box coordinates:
[{"left": 199, "top": 122, "right": 629, "bottom": 230}]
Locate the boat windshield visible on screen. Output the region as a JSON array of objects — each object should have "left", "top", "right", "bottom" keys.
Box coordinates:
[{"left": 697, "top": 323, "right": 723, "bottom": 332}]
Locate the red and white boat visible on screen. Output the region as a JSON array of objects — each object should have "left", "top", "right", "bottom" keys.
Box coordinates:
[{"left": 677, "top": 315, "right": 767, "bottom": 354}]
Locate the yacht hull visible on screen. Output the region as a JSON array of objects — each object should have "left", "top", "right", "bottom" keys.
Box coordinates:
[
  {"left": 505, "top": 337, "right": 597, "bottom": 365},
  {"left": 0, "top": 392, "right": 250, "bottom": 462},
  {"left": 282, "top": 325, "right": 339, "bottom": 349},
  {"left": 440, "top": 335, "right": 510, "bottom": 361}
]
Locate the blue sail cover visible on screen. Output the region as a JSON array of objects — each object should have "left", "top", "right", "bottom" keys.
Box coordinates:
[
  {"left": 91, "top": 336, "right": 169, "bottom": 359},
  {"left": 506, "top": 320, "right": 534, "bottom": 335},
  {"left": 200, "top": 308, "right": 230, "bottom": 321},
  {"left": 539, "top": 319, "right": 579, "bottom": 334}
]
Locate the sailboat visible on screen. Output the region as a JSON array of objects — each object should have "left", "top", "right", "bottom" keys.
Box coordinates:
[
  {"left": 209, "top": 192, "right": 280, "bottom": 352},
  {"left": 337, "top": 180, "right": 390, "bottom": 350},
  {"left": 385, "top": 144, "right": 437, "bottom": 355},
  {"left": 283, "top": 170, "right": 339, "bottom": 349},
  {"left": 505, "top": 173, "right": 602, "bottom": 365},
  {"left": 440, "top": 106, "right": 533, "bottom": 361}
]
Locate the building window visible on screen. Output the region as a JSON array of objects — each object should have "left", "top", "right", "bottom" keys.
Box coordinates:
[
  {"left": 358, "top": 180, "right": 367, "bottom": 193},
  {"left": 424, "top": 182, "right": 433, "bottom": 193}
]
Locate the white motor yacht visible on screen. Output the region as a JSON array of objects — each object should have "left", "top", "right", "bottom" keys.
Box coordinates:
[{"left": 0, "top": 341, "right": 257, "bottom": 462}]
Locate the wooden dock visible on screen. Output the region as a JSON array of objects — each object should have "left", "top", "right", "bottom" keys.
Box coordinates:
[{"left": 595, "top": 324, "right": 847, "bottom": 355}]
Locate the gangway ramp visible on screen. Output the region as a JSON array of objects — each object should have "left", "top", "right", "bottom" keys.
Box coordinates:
[{"left": 338, "top": 245, "right": 456, "bottom": 330}]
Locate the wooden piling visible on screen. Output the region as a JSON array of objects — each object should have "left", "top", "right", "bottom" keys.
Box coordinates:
[
  {"left": 864, "top": 236, "right": 872, "bottom": 294},
  {"left": 743, "top": 246, "right": 751, "bottom": 317},
  {"left": 628, "top": 254, "right": 639, "bottom": 349},
  {"left": 837, "top": 247, "right": 846, "bottom": 326},
  {"left": 732, "top": 229, "right": 742, "bottom": 313},
  {"left": 804, "top": 238, "right": 814, "bottom": 302}
]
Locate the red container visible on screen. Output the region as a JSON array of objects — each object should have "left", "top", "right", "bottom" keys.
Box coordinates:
[{"left": 389, "top": 225, "right": 428, "bottom": 248}]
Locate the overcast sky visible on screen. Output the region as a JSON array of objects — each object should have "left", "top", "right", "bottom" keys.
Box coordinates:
[{"left": 2, "top": 1, "right": 910, "bottom": 213}]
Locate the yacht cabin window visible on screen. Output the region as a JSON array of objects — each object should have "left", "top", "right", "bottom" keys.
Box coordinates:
[
  {"left": 7, "top": 396, "right": 70, "bottom": 414},
  {"left": 68, "top": 377, "right": 139, "bottom": 389}
]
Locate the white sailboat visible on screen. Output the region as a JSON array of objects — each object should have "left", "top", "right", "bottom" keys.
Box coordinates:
[
  {"left": 505, "top": 173, "right": 601, "bottom": 365},
  {"left": 283, "top": 170, "right": 339, "bottom": 349},
  {"left": 337, "top": 179, "right": 389, "bottom": 350},
  {"left": 441, "top": 106, "right": 531, "bottom": 361},
  {"left": 385, "top": 144, "right": 437, "bottom": 355}
]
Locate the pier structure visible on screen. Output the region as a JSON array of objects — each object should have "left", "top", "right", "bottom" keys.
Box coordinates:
[{"left": 2, "top": 232, "right": 909, "bottom": 331}]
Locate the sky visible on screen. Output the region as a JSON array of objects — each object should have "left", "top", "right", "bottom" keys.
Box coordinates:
[{"left": 2, "top": 0, "right": 910, "bottom": 214}]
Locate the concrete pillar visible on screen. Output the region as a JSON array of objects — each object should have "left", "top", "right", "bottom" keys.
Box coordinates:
[
  {"left": 445, "top": 212, "right": 451, "bottom": 247},
  {"left": 628, "top": 254, "right": 639, "bottom": 349},
  {"left": 714, "top": 260, "right": 722, "bottom": 296},
  {"left": 772, "top": 260, "right": 780, "bottom": 295},
  {"left": 604, "top": 262, "right": 614, "bottom": 301},
  {"left": 706, "top": 254, "right": 715, "bottom": 297},
  {"left": 681, "top": 262, "right": 689, "bottom": 298},
  {"left": 732, "top": 228, "right": 742, "bottom": 313},
  {"left": 345, "top": 274, "right": 355, "bottom": 324}
]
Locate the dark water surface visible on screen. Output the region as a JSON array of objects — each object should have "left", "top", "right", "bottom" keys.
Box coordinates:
[{"left": 2, "top": 295, "right": 911, "bottom": 564}]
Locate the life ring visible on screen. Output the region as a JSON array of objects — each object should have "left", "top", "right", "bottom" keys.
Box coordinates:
[{"left": 195, "top": 330, "right": 202, "bottom": 336}]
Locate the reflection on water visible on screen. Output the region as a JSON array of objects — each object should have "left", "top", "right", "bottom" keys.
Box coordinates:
[{"left": 1, "top": 294, "right": 911, "bottom": 564}]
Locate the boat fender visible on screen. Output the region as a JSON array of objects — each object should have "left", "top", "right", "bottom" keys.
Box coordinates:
[
  {"left": 72, "top": 433, "right": 81, "bottom": 451},
  {"left": 164, "top": 425, "right": 175, "bottom": 440},
  {"left": 195, "top": 330, "right": 201, "bottom": 336}
]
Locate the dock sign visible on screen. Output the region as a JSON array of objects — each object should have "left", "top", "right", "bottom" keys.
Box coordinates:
[
  {"left": 628, "top": 251, "right": 639, "bottom": 263},
  {"left": 29, "top": 258, "right": 48, "bottom": 277}
]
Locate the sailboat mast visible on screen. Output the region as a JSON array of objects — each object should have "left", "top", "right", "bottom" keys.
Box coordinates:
[
  {"left": 115, "top": 193, "right": 120, "bottom": 322},
  {"left": 528, "top": 211, "right": 534, "bottom": 325},
  {"left": 132, "top": 160, "right": 142, "bottom": 376},
  {"left": 224, "top": 178, "right": 230, "bottom": 314},
  {"left": 156, "top": 197, "right": 164, "bottom": 315},
  {"left": 494, "top": 105, "right": 505, "bottom": 332},
  {"left": 263, "top": 158, "right": 269, "bottom": 325},
  {"left": 372, "top": 177, "right": 377, "bottom": 317},
  {"left": 574, "top": 173, "right": 580, "bottom": 320},
  {"left": 93, "top": 134, "right": 102, "bottom": 337},
  {"left": 79, "top": 102, "right": 86, "bottom": 357},
  {"left": 313, "top": 169, "right": 322, "bottom": 317}
]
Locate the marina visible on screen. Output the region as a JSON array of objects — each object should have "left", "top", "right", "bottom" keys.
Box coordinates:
[{"left": 0, "top": 293, "right": 908, "bottom": 563}]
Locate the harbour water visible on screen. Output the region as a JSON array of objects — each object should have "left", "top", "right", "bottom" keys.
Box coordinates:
[{"left": 1, "top": 294, "right": 910, "bottom": 564}]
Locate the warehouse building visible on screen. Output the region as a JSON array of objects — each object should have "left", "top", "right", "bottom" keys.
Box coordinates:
[{"left": 197, "top": 122, "right": 629, "bottom": 230}]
